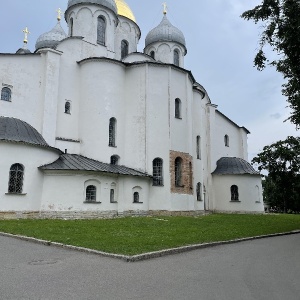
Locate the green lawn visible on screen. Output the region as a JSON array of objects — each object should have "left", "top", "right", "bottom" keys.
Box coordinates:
[{"left": 0, "top": 214, "right": 299, "bottom": 255}]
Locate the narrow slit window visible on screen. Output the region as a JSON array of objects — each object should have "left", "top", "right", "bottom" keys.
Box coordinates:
[
  {"left": 8, "top": 163, "right": 24, "bottom": 194},
  {"left": 150, "top": 51, "right": 155, "bottom": 59},
  {"left": 70, "top": 18, "right": 74, "bottom": 36},
  {"left": 196, "top": 182, "right": 202, "bottom": 201},
  {"left": 97, "top": 16, "right": 106, "bottom": 45},
  {"left": 1, "top": 87, "right": 11, "bottom": 102},
  {"left": 174, "top": 49, "right": 180, "bottom": 66},
  {"left": 175, "top": 98, "right": 181, "bottom": 119},
  {"left": 133, "top": 192, "right": 139, "bottom": 203},
  {"left": 175, "top": 157, "right": 183, "bottom": 187},
  {"left": 110, "top": 189, "right": 115, "bottom": 203},
  {"left": 196, "top": 136, "right": 201, "bottom": 159},
  {"left": 231, "top": 185, "right": 239, "bottom": 201},
  {"left": 121, "top": 40, "right": 129, "bottom": 59},
  {"left": 65, "top": 101, "right": 71, "bottom": 114},
  {"left": 224, "top": 135, "right": 229, "bottom": 147},
  {"left": 109, "top": 118, "right": 116, "bottom": 147}
]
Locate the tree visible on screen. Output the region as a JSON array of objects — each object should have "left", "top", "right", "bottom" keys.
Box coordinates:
[
  {"left": 252, "top": 136, "right": 300, "bottom": 212},
  {"left": 241, "top": 0, "right": 300, "bottom": 128}
]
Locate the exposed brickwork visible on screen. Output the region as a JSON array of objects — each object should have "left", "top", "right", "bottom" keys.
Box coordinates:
[{"left": 169, "top": 151, "right": 193, "bottom": 195}]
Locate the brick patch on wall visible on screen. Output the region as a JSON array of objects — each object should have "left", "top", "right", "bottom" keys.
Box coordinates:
[{"left": 170, "top": 150, "right": 193, "bottom": 195}]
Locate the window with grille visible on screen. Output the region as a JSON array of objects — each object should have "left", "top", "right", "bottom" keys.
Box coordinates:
[
  {"left": 196, "top": 182, "right": 202, "bottom": 201},
  {"left": 109, "top": 118, "right": 116, "bottom": 147},
  {"left": 110, "top": 155, "right": 119, "bottom": 165},
  {"left": 196, "top": 136, "right": 201, "bottom": 159},
  {"left": 8, "top": 164, "right": 24, "bottom": 193},
  {"left": 65, "top": 101, "right": 71, "bottom": 114},
  {"left": 97, "top": 16, "right": 106, "bottom": 45},
  {"left": 86, "top": 185, "right": 96, "bottom": 202},
  {"left": 224, "top": 135, "right": 229, "bottom": 147},
  {"left": 175, "top": 157, "right": 183, "bottom": 187},
  {"left": 133, "top": 192, "right": 139, "bottom": 203},
  {"left": 121, "top": 40, "right": 129, "bottom": 59},
  {"left": 153, "top": 158, "right": 163, "bottom": 186},
  {"left": 231, "top": 185, "right": 239, "bottom": 201},
  {"left": 174, "top": 49, "right": 180, "bottom": 66},
  {"left": 175, "top": 98, "right": 181, "bottom": 119},
  {"left": 1, "top": 87, "right": 11, "bottom": 102}
]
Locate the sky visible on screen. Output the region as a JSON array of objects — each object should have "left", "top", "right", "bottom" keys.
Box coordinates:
[{"left": 0, "top": 0, "right": 298, "bottom": 161}]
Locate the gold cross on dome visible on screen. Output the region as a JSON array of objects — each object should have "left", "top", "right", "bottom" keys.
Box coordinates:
[
  {"left": 22, "top": 27, "right": 30, "bottom": 44},
  {"left": 57, "top": 8, "right": 62, "bottom": 21},
  {"left": 162, "top": 2, "right": 167, "bottom": 15}
]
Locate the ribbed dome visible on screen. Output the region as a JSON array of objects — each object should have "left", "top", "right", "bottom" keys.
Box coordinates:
[
  {"left": 67, "top": 0, "right": 117, "bottom": 14},
  {"left": 145, "top": 15, "right": 186, "bottom": 52},
  {"left": 35, "top": 22, "right": 67, "bottom": 50},
  {"left": 115, "top": 0, "right": 136, "bottom": 22},
  {"left": 0, "top": 117, "right": 48, "bottom": 147},
  {"left": 212, "top": 157, "right": 259, "bottom": 175}
]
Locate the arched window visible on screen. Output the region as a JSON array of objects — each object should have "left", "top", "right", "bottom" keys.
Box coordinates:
[
  {"left": 109, "top": 118, "right": 116, "bottom": 147},
  {"left": 65, "top": 101, "right": 71, "bottom": 114},
  {"left": 175, "top": 157, "right": 183, "bottom": 187},
  {"left": 110, "top": 189, "right": 115, "bottom": 203},
  {"left": 97, "top": 16, "right": 106, "bottom": 45},
  {"left": 196, "top": 182, "right": 202, "bottom": 201},
  {"left": 70, "top": 18, "right": 74, "bottom": 36},
  {"left": 86, "top": 185, "right": 96, "bottom": 202},
  {"left": 174, "top": 49, "right": 180, "bottom": 66},
  {"left": 196, "top": 136, "right": 201, "bottom": 159},
  {"left": 121, "top": 40, "right": 129, "bottom": 59},
  {"left": 110, "top": 155, "right": 119, "bottom": 165},
  {"left": 224, "top": 135, "right": 229, "bottom": 147},
  {"left": 8, "top": 163, "right": 24, "bottom": 193},
  {"left": 231, "top": 185, "right": 239, "bottom": 201},
  {"left": 175, "top": 98, "right": 181, "bottom": 119},
  {"left": 1, "top": 87, "right": 11, "bottom": 102},
  {"left": 153, "top": 158, "right": 163, "bottom": 186},
  {"left": 150, "top": 51, "right": 155, "bottom": 59},
  {"left": 133, "top": 192, "right": 139, "bottom": 203}
]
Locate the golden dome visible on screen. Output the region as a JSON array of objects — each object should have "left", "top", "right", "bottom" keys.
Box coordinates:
[{"left": 115, "top": 0, "right": 136, "bottom": 22}]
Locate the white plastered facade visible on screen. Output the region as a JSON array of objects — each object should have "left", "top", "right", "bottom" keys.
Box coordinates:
[{"left": 0, "top": 0, "right": 263, "bottom": 218}]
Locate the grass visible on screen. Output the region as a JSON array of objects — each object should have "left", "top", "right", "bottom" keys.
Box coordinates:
[{"left": 0, "top": 214, "right": 299, "bottom": 255}]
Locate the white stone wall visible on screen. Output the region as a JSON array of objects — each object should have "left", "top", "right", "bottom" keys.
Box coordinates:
[
  {"left": 0, "top": 143, "right": 59, "bottom": 211},
  {"left": 212, "top": 174, "right": 264, "bottom": 212}
]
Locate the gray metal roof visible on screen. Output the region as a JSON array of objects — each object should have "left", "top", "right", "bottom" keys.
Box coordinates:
[
  {"left": 35, "top": 22, "right": 67, "bottom": 50},
  {"left": 145, "top": 15, "right": 186, "bottom": 53},
  {"left": 67, "top": 0, "right": 117, "bottom": 14},
  {"left": 16, "top": 48, "right": 31, "bottom": 54},
  {"left": 40, "top": 154, "right": 152, "bottom": 178},
  {"left": 212, "top": 157, "right": 259, "bottom": 175},
  {"left": 0, "top": 117, "right": 49, "bottom": 147}
]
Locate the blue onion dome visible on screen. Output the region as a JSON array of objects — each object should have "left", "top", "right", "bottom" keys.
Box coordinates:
[
  {"left": 0, "top": 117, "right": 48, "bottom": 147},
  {"left": 35, "top": 22, "right": 67, "bottom": 50},
  {"left": 145, "top": 15, "right": 186, "bottom": 53},
  {"left": 67, "top": 0, "right": 117, "bottom": 14}
]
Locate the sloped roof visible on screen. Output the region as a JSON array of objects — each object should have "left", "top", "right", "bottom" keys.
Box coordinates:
[
  {"left": 0, "top": 116, "right": 48, "bottom": 147},
  {"left": 212, "top": 157, "right": 259, "bottom": 175},
  {"left": 40, "top": 154, "right": 152, "bottom": 178}
]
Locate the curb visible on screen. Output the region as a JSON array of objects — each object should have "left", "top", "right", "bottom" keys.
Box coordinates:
[{"left": 0, "top": 230, "right": 299, "bottom": 262}]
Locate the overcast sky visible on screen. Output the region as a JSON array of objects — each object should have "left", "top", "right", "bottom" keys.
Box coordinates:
[{"left": 0, "top": 0, "right": 298, "bottom": 161}]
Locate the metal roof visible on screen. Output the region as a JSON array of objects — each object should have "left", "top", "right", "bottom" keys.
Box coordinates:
[
  {"left": 145, "top": 15, "right": 186, "bottom": 53},
  {"left": 40, "top": 154, "right": 152, "bottom": 178},
  {"left": 212, "top": 157, "right": 259, "bottom": 175},
  {"left": 67, "top": 0, "right": 117, "bottom": 14},
  {"left": 0, "top": 117, "right": 49, "bottom": 147}
]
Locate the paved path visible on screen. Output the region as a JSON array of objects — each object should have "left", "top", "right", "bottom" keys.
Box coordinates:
[{"left": 0, "top": 234, "right": 299, "bottom": 300}]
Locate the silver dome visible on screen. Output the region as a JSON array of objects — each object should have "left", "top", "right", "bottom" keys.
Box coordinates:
[
  {"left": 67, "top": 0, "right": 117, "bottom": 14},
  {"left": 145, "top": 15, "right": 186, "bottom": 52},
  {"left": 35, "top": 22, "right": 67, "bottom": 50}
]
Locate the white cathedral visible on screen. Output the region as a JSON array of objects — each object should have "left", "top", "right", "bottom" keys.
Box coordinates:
[{"left": 0, "top": 0, "right": 264, "bottom": 219}]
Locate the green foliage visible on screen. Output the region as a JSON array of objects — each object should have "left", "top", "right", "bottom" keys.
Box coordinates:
[
  {"left": 252, "top": 136, "right": 300, "bottom": 212},
  {"left": 241, "top": 0, "right": 300, "bottom": 127},
  {"left": 0, "top": 214, "right": 299, "bottom": 255}
]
